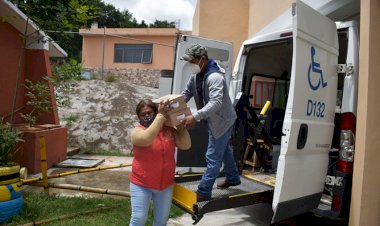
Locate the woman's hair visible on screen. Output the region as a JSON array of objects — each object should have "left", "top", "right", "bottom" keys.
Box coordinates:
[{"left": 135, "top": 99, "right": 158, "bottom": 116}]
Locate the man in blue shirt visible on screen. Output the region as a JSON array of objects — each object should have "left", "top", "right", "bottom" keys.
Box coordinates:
[{"left": 181, "top": 44, "right": 241, "bottom": 201}]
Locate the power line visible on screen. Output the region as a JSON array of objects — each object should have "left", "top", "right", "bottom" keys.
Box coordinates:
[{"left": 45, "top": 30, "right": 177, "bottom": 48}]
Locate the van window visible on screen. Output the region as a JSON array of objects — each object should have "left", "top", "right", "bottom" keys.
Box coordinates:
[{"left": 207, "top": 47, "right": 229, "bottom": 61}]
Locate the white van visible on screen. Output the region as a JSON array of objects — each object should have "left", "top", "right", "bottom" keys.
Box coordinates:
[{"left": 166, "top": 0, "right": 359, "bottom": 224}]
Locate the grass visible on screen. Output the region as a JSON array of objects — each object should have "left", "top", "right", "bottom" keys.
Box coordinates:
[
  {"left": 105, "top": 74, "right": 117, "bottom": 83},
  {"left": 82, "top": 148, "right": 133, "bottom": 157},
  {"left": 63, "top": 114, "right": 80, "bottom": 124},
  {"left": 8, "top": 191, "right": 184, "bottom": 225}
]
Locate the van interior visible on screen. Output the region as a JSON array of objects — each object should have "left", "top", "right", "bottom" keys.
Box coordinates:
[{"left": 235, "top": 28, "right": 348, "bottom": 175}]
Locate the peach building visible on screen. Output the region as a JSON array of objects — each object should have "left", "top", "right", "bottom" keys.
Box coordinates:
[{"left": 80, "top": 27, "right": 190, "bottom": 71}]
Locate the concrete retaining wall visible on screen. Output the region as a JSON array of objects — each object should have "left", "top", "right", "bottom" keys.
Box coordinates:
[{"left": 86, "top": 68, "right": 161, "bottom": 88}]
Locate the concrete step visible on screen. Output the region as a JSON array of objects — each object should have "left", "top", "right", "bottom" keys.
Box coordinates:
[{"left": 67, "top": 147, "right": 81, "bottom": 156}]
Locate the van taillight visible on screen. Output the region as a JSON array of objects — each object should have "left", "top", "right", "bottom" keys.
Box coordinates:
[
  {"left": 340, "top": 112, "right": 356, "bottom": 132},
  {"left": 337, "top": 112, "right": 356, "bottom": 174},
  {"left": 332, "top": 195, "right": 341, "bottom": 211},
  {"left": 333, "top": 112, "right": 356, "bottom": 213}
]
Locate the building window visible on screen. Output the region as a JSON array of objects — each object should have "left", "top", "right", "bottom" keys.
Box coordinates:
[{"left": 114, "top": 44, "right": 153, "bottom": 64}]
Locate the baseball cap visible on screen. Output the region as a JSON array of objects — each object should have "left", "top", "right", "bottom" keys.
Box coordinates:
[{"left": 181, "top": 44, "right": 208, "bottom": 61}]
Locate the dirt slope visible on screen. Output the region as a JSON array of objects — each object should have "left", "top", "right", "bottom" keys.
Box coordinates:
[{"left": 58, "top": 78, "right": 158, "bottom": 153}]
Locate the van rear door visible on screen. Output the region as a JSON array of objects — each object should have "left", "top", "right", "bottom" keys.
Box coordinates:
[
  {"left": 272, "top": 0, "right": 339, "bottom": 223},
  {"left": 172, "top": 35, "right": 233, "bottom": 167},
  {"left": 172, "top": 35, "right": 233, "bottom": 106}
]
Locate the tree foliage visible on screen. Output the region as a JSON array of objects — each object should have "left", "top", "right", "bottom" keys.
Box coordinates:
[
  {"left": 0, "top": 117, "right": 24, "bottom": 166},
  {"left": 49, "top": 59, "right": 83, "bottom": 108},
  {"left": 87, "top": 0, "right": 139, "bottom": 28},
  {"left": 12, "top": 0, "right": 98, "bottom": 59},
  {"left": 20, "top": 79, "right": 53, "bottom": 126},
  {"left": 149, "top": 19, "right": 176, "bottom": 28}
]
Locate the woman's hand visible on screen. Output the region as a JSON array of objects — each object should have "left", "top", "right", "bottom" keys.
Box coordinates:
[
  {"left": 175, "top": 120, "right": 186, "bottom": 132},
  {"left": 158, "top": 99, "right": 171, "bottom": 117}
]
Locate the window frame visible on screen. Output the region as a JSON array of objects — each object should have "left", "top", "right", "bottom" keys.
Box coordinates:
[{"left": 114, "top": 43, "right": 153, "bottom": 64}]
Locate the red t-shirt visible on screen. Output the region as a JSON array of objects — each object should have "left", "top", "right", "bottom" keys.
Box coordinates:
[{"left": 130, "top": 125, "right": 176, "bottom": 190}]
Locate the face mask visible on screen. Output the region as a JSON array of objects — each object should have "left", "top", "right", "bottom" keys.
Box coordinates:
[
  {"left": 189, "top": 57, "right": 204, "bottom": 74},
  {"left": 190, "top": 63, "right": 201, "bottom": 74},
  {"left": 139, "top": 113, "right": 156, "bottom": 127}
]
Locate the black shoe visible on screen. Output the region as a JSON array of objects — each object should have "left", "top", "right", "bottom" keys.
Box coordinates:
[
  {"left": 217, "top": 180, "right": 241, "bottom": 189},
  {"left": 196, "top": 192, "right": 211, "bottom": 202}
]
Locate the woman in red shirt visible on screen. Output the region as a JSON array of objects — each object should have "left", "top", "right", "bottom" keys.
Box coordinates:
[{"left": 130, "top": 99, "right": 191, "bottom": 226}]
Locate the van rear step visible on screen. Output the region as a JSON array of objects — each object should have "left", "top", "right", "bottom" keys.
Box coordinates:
[{"left": 173, "top": 174, "right": 274, "bottom": 224}]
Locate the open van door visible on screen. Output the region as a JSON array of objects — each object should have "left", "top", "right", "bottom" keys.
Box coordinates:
[
  {"left": 272, "top": 1, "right": 338, "bottom": 223},
  {"left": 172, "top": 35, "right": 233, "bottom": 106},
  {"left": 172, "top": 35, "right": 233, "bottom": 168}
]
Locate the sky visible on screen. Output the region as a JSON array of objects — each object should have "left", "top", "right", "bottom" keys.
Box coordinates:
[{"left": 102, "top": 0, "right": 197, "bottom": 30}]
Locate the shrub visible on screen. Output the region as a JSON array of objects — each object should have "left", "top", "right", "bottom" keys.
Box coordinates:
[
  {"left": 105, "top": 74, "right": 117, "bottom": 83},
  {"left": 0, "top": 118, "right": 24, "bottom": 166}
]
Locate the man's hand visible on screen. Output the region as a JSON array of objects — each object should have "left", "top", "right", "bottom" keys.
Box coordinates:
[{"left": 183, "top": 115, "right": 196, "bottom": 129}]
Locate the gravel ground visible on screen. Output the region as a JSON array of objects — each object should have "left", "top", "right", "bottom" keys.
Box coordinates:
[{"left": 58, "top": 77, "right": 159, "bottom": 153}]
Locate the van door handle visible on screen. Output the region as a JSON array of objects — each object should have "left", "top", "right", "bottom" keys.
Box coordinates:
[{"left": 297, "top": 124, "right": 308, "bottom": 149}]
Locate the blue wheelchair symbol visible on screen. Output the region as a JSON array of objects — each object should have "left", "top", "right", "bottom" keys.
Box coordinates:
[{"left": 308, "top": 47, "right": 327, "bottom": 91}]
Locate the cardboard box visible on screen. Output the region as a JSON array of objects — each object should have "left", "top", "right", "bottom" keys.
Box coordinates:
[
  {"left": 165, "top": 107, "right": 192, "bottom": 127},
  {"left": 153, "top": 94, "right": 187, "bottom": 114},
  {"left": 153, "top": 94, "right": 191, "bottom": 127}
]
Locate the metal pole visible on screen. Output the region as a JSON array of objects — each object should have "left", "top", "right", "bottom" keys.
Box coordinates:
[
  {"left": 10, "top": 17, "right": 29, "bottom": 124},
  {"left": 29, "top": 182, "right": 131, "bottom": 197},
  {"left": 39, "top": 136, "right": 49, "bottom": 194},
  {"left": 22, "top": 163, "right": 132, "bottom": 184}
]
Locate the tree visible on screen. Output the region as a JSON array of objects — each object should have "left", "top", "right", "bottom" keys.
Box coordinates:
[
  {"left": 12, "top": 0, "right": 98, "bottom": 60},
  {"left": 149, "top": 19, "right": 176, "bottom": 28},
  {"left": 139, "top": 20, "right": 148, "bottom": 28},
  {"left": 119, "top": 10, "right": 139, "bottom": 28},
  {"left": 86, "top": 0, "right": 139, "bottom": 28}
]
